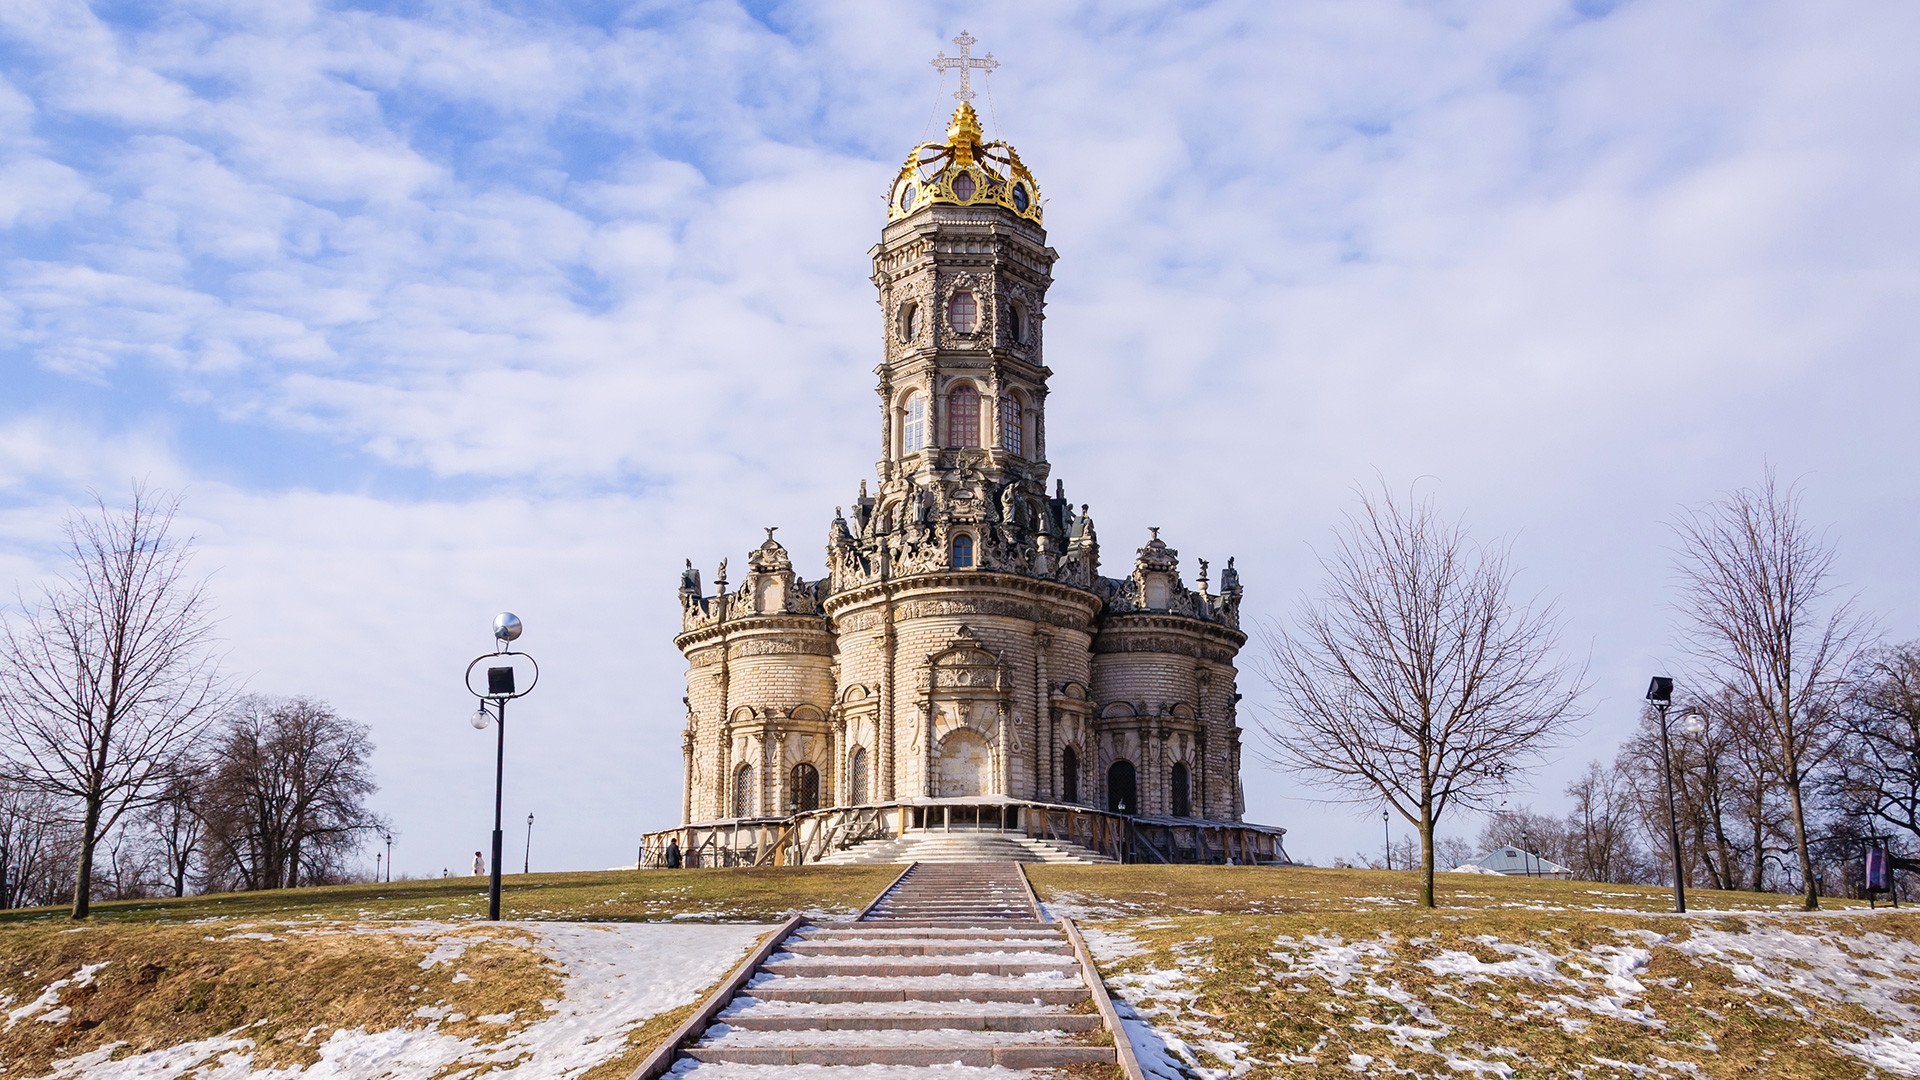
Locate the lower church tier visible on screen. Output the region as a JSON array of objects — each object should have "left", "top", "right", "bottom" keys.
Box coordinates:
[{"left": 672, "top": 526, "right": 1250, "bottom": 830}]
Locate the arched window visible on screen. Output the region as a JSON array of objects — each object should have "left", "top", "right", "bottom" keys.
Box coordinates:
[
  {"left": 789, "top": 762, "right": 820, "bottom": 813},
  {"left": 947, "top": 384, "right": 980, "bottom": 448},
  {"left": 1009, "top": 302, "right": 1026, "bottom": 344},
  {"left": 732, "top": 764, "right": 755, "bottom": 818},
  {"left": 900, "top": 390, "right": 925, "bottom": 454},
  {"left": 1002, "top": 391, "right": 1024, "bottom": 456},
  {"left": 948, "top": 291, "right": 977, "bottom": 334},
  {"left": 1171, "top": 762, "right": 1191, "bottom": 818},
  {"left": 849, "top": 746, "right": 869, "bottom": 805},
  {"left": 951, "top": 533, "right": 974, "bottom": 569},
  {"left": 898, "top": 302, "right": 920, "bottom": 342},
  {"left": 1062, "top": 746, "right": 1079, "bottom": 804},
  {"left": 1107, "top": 760, "right": 1137, "bottom": 815}
]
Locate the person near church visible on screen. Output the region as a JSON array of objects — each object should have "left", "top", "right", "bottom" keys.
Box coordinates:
[{"left": 472, "top": 851, "right": 484, "bottom": 876}]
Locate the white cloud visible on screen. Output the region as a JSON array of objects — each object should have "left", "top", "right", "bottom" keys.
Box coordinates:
[{"left": 1, "top": 0, "right": 1916, "bottom": 870}]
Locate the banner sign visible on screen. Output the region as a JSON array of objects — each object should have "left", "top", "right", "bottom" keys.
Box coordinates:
[{"left": 1867, "top": 846, "right": 1890, "bottom": 892}]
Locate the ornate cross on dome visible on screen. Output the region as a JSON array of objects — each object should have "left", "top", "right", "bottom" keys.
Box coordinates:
[{"left": 931, "top": 31, "right": 998, "bottom": 102}]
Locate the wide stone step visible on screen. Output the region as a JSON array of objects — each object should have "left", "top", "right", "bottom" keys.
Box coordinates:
[
  {"left": 681, "top": 1045, "right": 1115, "bottom": 1067},
  {"left": 717, "top": 1012, "right": 1103, "bottom": 1033},
  {"left": 785, "top": 940, "right": 1073, "bottom": 956},
  {"left": 799, "top": 926, "right": 1061, "bottom": 939},
  {"left": 744, "top": 984, "right": 1089, "bottom": 1004},
  {"left": 764, "top": 959, "right": 1078, "bottom": 978}
]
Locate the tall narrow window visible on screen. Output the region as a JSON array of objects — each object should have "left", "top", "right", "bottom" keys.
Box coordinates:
[
  {"left": 1062, "top": 746, "right": 1079, "bottom": 804},
  {"left": 732, "top": 764, "right": 755, "bottom": 819},
  {"left": 1107, "top": 760, "right": 1137, "bottom": 815},
  {"left": 901, "top": 390, "right": 925, "bottom": 453},
  {"left": 947, "top": 384, "right": 980, "bottom": 448},
  {"left": 789, "top": 763, "right": 820, "bottom": 813},
  {"left": 1171, "top": 762, "right": 1191, "bottom": 818},
  {"left": 948, "top": 291, "right": 977, "bottom": 334},
  {"left": 849, "top": 746, "right": 869, "bottom": 805},
  {"left": 951, "top": 533, "right": 974, "bottom": 568},
  {"left": 1009, "top": 302, "right": 1026, "bottom": 344},
  {"left": 1002, "top": 392, "right": 1024, "bottom": 456}
]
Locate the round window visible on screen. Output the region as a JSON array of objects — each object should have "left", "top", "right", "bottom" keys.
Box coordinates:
[
  {"left": 1012, "top": 183, "right": 1029, "bottom": 213},
  {"left": 898, "top": 182, "right": 916, "bottom": 211},
  {"left": 951, "top": 171, "right": 976, "bottom": 201}
]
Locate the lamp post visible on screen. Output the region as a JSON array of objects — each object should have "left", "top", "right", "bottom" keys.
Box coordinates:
[
  {"left": 1382, "top": 809, "right": 1391, "bottom": 870},
  {"left": 383, "top": 831, "right": 393, "bottom": 883},
  {"left": 1646, "top": 676, "right": 1688, "bottom": 913},
  {"left": 466, "top": 612, "right": 539, "bottom": 921},
  {"left": 524, "top": 813, "right": 534, "bottom": 875},
  {"left": 375, "top": 852, "right": 382, "bottom": 882}
]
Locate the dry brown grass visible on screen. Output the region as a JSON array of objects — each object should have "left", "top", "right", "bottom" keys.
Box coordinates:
[
  {"left": 0, "top": 921, "right": 560, "bottom": 1076},
  {"left": 1028, "top": 866, "right": 1918, "bottom": 1079}
]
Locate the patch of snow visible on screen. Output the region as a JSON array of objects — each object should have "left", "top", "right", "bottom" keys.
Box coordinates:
[
  {"left": 6, "top": 963, "right": 109, "bottom": 1030},
  {"left": 31, "top": 922, "right": 769, "bottom": 1079}
]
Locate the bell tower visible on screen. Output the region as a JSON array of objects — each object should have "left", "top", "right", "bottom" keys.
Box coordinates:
[{"left": 849, "top": 102, "right": 1072, "bottom": 584}]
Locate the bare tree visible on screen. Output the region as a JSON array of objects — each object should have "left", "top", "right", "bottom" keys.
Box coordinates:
[
  {"left": 1833, "top": 641, "right": 1920, "bottom": 849},
  {"left": 1669, "top": 470, "right": 1870, "bottom": 909},
  {"left": 140, "top": 772, "right": 208, "bottom": 897},
  {"left": 0, "top": 785, "right": 82, "bottom": 909},
  {"left": 1259, "top": 484, "right": 1588, "bottom": 906},
  {"left": 0, "top": 486, "right": 227, "bottom": 918},
  {"left": 1563, "top": 761, "right": 1648, "bottom": 884},
  {"left": 199, "top": 696, "right": 383, "bottom": 891}
]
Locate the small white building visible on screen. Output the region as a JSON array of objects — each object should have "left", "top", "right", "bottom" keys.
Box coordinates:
[{"left": 1476, "top": 847, "right": 1572, "bottom": 879}]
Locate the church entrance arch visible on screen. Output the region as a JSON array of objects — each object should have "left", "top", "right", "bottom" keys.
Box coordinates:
[
  {"left": 1107, "top": 760, "right": 1137, "bottom": 815},
  {"left": 935, "top": 728, "right": 992, "bottom": 798}
]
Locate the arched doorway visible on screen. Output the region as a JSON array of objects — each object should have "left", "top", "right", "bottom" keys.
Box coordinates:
[
  {"left": 1107, "top": 760, "right": 1137, "bottom": 815},
  {"left": 1170, "top": 761, "right": 1191, "bottom": 818},
  {"left": 732, "top": 764, "right": 755, "bottom": 818},
  {"left": 848, "top": 746, "right": 868, "bottom": 805},
  {"left": 1061, "top": 746, "right": 1080, "bottom": 803},
  {"left": 789, "top": 762, "right": 820, "bottom": 813},
  {"left": 936, "top": 728, "right": 992, "bottom": 797}
]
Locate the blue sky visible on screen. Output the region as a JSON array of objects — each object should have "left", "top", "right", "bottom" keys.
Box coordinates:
[{"left": 3, "top": 0, "right": 1917, "bottom": 875}]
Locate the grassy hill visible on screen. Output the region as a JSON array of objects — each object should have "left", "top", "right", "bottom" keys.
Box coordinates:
[
  {"left": 0, "top": 866, "right": 896, "bottom": 1078},
  {"left": 1, "top": 865, "right": 1915, "bottom": 1079},
  {"left": 1027, "top": 866, "right": 1920, "bottom": 1079}
]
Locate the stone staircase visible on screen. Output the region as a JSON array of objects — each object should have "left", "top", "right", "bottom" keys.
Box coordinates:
[
  {"left": 664, "top": 863, "right": 1122, "bottom": 1078},
  {"left": 813, "top": 828, "right": 1116, "bottom": 865}
]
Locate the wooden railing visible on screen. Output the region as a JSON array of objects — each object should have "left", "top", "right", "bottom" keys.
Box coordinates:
[{"left": 640, "top": 801, "right": 1291, "bottom": 869}]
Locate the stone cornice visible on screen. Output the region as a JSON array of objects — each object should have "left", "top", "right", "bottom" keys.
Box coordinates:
[
  {"left": 824, "top": 571, "right": 1102, "bottom": 622},
  {"left": 1092, "top": 611, "right": 1249, "bottom": 650},
  {"left": 675, "top": 613, "right": 834, "bottom": 653}
]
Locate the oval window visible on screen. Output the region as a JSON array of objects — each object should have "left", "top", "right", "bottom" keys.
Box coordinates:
[
  {"left": 948, "top": 291, "right": 977, "bottom": 334},
  {"left": 952, "top": 171, "right": 976, "bottom": 201},
  {"left": 898, "top": 182, "right": 916, "bottom": 211},
  {"left": 1012, "top": 183, "right": 1029, "bottom": 213}
]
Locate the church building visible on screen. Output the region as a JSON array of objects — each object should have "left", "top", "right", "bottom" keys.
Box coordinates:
[{"left": 661, "top": 98, "right": 1285, "bottom": 864}]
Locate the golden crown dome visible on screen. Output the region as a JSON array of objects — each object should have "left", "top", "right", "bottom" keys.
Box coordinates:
[{"left": 887, "top": 103, "right": 1042, "bottom": 225}]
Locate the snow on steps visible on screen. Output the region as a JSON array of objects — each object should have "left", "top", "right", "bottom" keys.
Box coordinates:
[
  {"left": 812, "top": 829, "right": 1116, "bottom": 865},
  {"left": 662, "top": 863, "right": 1123, "bottom": 1078}
]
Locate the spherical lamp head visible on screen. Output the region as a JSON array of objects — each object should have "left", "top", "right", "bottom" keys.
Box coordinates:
[
  {"left": 471, "top": 705, "right": 492, "bottom": 730},
  {"left": 494, "top": 612, "right": 523, "bottom": 643}
]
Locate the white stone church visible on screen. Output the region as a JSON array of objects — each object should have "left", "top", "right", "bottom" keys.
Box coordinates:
[{"left": 650, "top": 101, "right": 1287, "bottom": 866}]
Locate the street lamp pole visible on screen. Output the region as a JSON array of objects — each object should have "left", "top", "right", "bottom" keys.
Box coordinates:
[
  {"left": 467, "top": 612, "right": 538, "bottom": 922},
  {"left": 1383, "top": 809, "right": 1391, "bottom": 870},
  {"left": 524, "top": 813, "right": 534, "bottom": 875},
  {"left": 1647, "top": 676, "right": 1686, "bottom": 914},
  {"left": 384, "top": 832, "right": 393, "bottom": 883}
]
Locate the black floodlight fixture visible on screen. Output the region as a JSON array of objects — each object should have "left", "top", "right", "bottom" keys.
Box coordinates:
[
  {"left": 488, "top": 666, "right": 516, "bottom": 696},
  {"left": 1646, "top": 676, "right": 1674, "bottom": 704}
]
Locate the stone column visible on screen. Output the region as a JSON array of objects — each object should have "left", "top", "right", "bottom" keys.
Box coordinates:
[
  {"left": 881, "top": 615, "right": 897, "bottom": 800},
  {"left": 714, "top": 659, "right": 731, "bottom": 820},
  {"left": 1032, "top": 629, "right": 1051, "bottom": 800}
]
